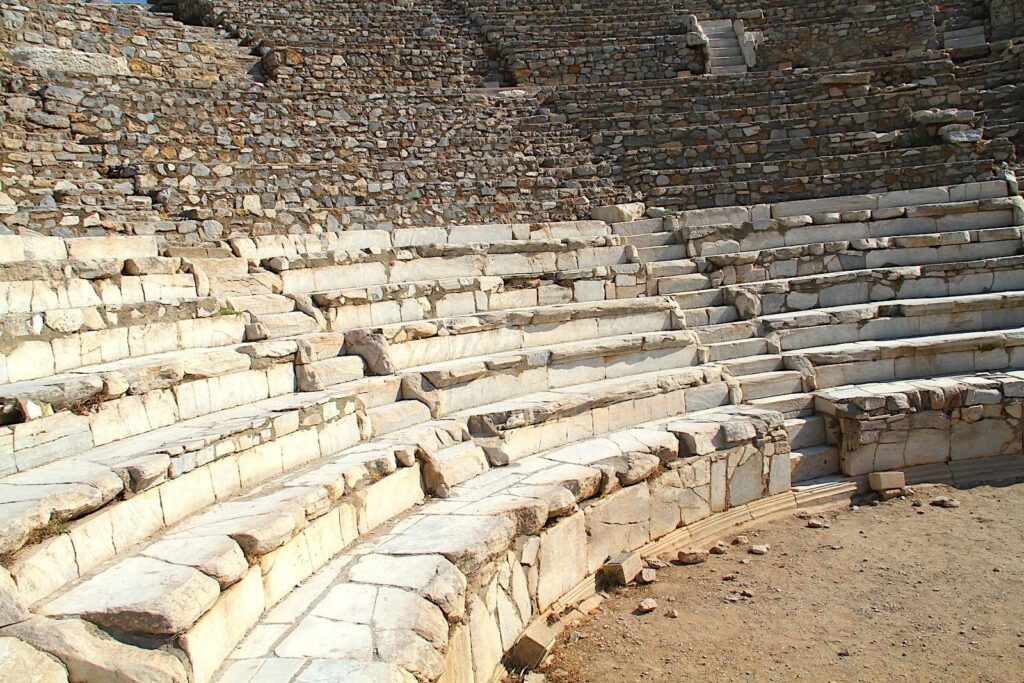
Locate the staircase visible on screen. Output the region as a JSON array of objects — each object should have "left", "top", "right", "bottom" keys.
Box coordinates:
[{"left": 703, "top": 19, "right": 747, "bottom": 75}]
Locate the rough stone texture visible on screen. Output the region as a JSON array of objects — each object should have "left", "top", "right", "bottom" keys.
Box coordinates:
[
  {"left": 990, "top": 0, "right": 1024, "bottom": 40},
  {"left": 0, "top": 0, "right": 1023, "bottom": 682},
  {"left": 0, "top": 616, "right": 188, "bottom": 683},
  {"left": 41, "top": 557, "right": 221, "bottom": 635},
  {"left": 0, "top": 636, "right": 68, "bottom": 682},
  {"left": 7, "top": 46, "right": 131, "bottom": 76}
]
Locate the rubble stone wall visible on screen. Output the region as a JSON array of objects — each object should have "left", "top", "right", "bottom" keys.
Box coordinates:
[
  {"left": 507, "top": 38, "right": 704, "bottom": 85},
  {"left": 989, "top": 0, "right": 1024, "bottom": 40},
  {"left": 754, "top": 6, "right": 938, "bottom": 70}
]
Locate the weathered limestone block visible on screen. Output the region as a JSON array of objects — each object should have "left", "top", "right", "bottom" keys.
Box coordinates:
[
  {"left": 585, "top": 483, "right": 652, "bottom": 572},
  {"left": 1, "top": 616, "right": 188, "bottom": 682},
  {"left": 421, "top": 442, "right": 489, "bottom": 497},
  {"left": 592, "top": 203, "right": 646, "bottom": 224},
  {"left": 348, "top": 553, "right": 467, "bottom": 621},
  {"left": 535, "top": 512, "right": 587, "bottom": 610},
  {"left": 142, "top": 536, "right": 248, "bottom": 589},
  {"left": 0, "top": 636, "right": 68, "bottom": 683},
  {"left": 179, "top": 567, "right": 266, "bottom": 683},
  {"left": 41, "top": 557, "right": 221, "bottom": 635},
  {"left": 467, "top": 592, "right": 502, "bottom": 682}
]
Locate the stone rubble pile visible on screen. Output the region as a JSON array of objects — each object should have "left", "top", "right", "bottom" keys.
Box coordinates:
[{"left": 0, "top": 0, "right": 1023, "bottom": 681}]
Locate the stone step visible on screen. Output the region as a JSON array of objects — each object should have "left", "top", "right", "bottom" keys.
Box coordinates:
[
  {"left": 245, "top": 312, "right": 321, "bottom": 341},
  {"left": 706, "top": 337, "right": 769, "bottom": 362},
  {"left": 361, "top": 297, "right": 683, "bottom": 373},
  {"left": 0, "top": 337, "right": 286, "bottom": 425},
  {"left": 748, "top": 392, "right": 816, "bottom": 418},
  {"left": 0, "top": 302, "right": 246, "bottom": 383},
  {"left": 768, "top": 291, "right": 1024, "bottom": 352},
  {"left": 673, "top": 288, "right": 725, "bottom": 310},
  {"left": 223, "top": 294, "right": 296, "bottom": 316},
  {"left": 624, "top": 231, "right": 677, "bottom": 248},
  {"left": 707, "top": 227, "right": 1024, "bottom": 284},
  {"left": 730, "top": 255, "right": 1024, "bottom": 318},
  {"left": 609, "top": 218, "right": 667, "bottom": 236},
  {"left": 681, "top": 304, "right": 739, "bottom": 327},
  {"left": 647, "top": 259, "right": 699, "bottom": 278},
  {"left": 0, "top": 374, "right": 403, "bottom": 562},
  {"left": 28, "top": 404, "right": 447, "bottom": 683},
  {"left": 710, "top": 64, "right": 749, "bottom": 76},
  {"left": 693, "top": 320, "right": 759, "bottom": 345},
  {"left": 790, "top": 445, "right": 841, "bottom": 483},
  {"left": 712, "top": 55, "right": 747, "bottom": 68},
  {"left": 945, "top": 25, "right": 987, "bottom": 40},
  {"left": 739, "top": 371, "right": 805, "bottom": 401},
  {"left": 657, "top": 273, "right": 712, "bottom": 294},
  {"left": 784, "top": 415, "right": 827, "bottom": 450},
  {"left": 421, "top": 441, "right": 489, "bottom": 497},
  {"left": 787, "top": 327, "right": 1024, "bottom": 391},
  {"left": 636, "top": 244, "right": 688, "bottom": 263},
  {"left": 720, "top": 354, "right": 784, "bottom": 377},
  {"left": 214, "top": 424, "right": 686, "bottom": 683},
  {"left": 404, "top": 329, "right": 702, "bottom": 417},
  {"left": 709, "top": 46, "right": 743, "bottom": 58}
]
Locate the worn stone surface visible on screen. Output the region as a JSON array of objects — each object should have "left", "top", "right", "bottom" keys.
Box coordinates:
[
  {"left": 1, "top": 616, "right": 188, "bottom": 682},
  {"left": 41, "top": 557, "right": 221, "bottom": 635}
]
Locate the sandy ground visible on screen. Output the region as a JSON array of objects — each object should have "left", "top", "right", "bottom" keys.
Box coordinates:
[{"left": 541, "top": 482, "right": 1024, "bottom": 683}]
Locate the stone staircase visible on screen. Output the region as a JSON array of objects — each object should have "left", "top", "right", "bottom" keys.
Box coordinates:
[{"left": 703, "top": 19, "right": 747, "bottom": 76}]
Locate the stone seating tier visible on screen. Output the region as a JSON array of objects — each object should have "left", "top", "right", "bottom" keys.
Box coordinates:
[
  {"left": 2, "top": 0, "right": 1024, "bottom": 679},
  {"left": 2, "top": 159, "right": 1024, "bottom": 683}
]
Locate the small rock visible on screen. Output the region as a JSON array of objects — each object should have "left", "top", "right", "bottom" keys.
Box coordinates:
[
  {"left": 665, "top": 609, "right": 679, "bottom": 618},
  {"left": 709, "top": 540, "right": 729, "bottom": 555},
  {"left": 637, "top": 599, "right": 658, "bottom": 614},
  {"left": 740, "top": 589, "right": 755, "bottom": 598},
  {"left": 749, "top": 544, "right": 771, "bottom": 556},
  {"left": 722, "top": 573, "right": 738, "bottom": 582},
  {"left": 930, "top": 496, "right": 961, "bottom": 509},
  {"left": 732, "top": 535, "right": 749, "bottom": 546},
  {"left": 806, "top": 519, "right": 828, "bottom": 529},
  {"left": 638, "top": 568, "right": 657, "bottom": 584},
  {"left": 912, "top": 499, "right": 924, "bottom": 508},
  {"left": 645, "top": 557, "right": 669, "bottom": 570},
  {"left": 677, "top": 549, "right": 708, "bottom": 565}
]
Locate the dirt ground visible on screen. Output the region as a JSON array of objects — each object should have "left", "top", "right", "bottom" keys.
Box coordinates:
[{"left": 542, "top": 482, "right": 1024, "bottom": 683}]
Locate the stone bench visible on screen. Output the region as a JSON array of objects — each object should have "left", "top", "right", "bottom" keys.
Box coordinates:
[
  {"left": 723, "top": 254, "right": 1024, "bottom": 317},
  {"left": 783, "top": 327, "right": 1024, "bottom": 392},
  {"left": 699, "top": 225, "right": 1022, "bottom": 289},
  {"left": 814, "top": 371, "right": 1024, "bottom": 476},
  {"left": 212, "top": 405, "right": 795, "bottom": 682},
  {"left": 762, "top": 292, "right": 1024, "bottom": 352},
  {"left": 679, "top": 190, "right": 1017, "bottom": 256},
  {"left": 19, "top": 408, "right": 467, "bottom": 682}
]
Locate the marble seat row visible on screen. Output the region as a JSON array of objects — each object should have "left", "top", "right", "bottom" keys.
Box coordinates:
[{"left": 2, "top": 0, "right": 1024, "bottom": 680}]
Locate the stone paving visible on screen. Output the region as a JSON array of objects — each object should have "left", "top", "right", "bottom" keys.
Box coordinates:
[{"left": 0, "top": 0, "right": 1023, "bottom": 681}]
